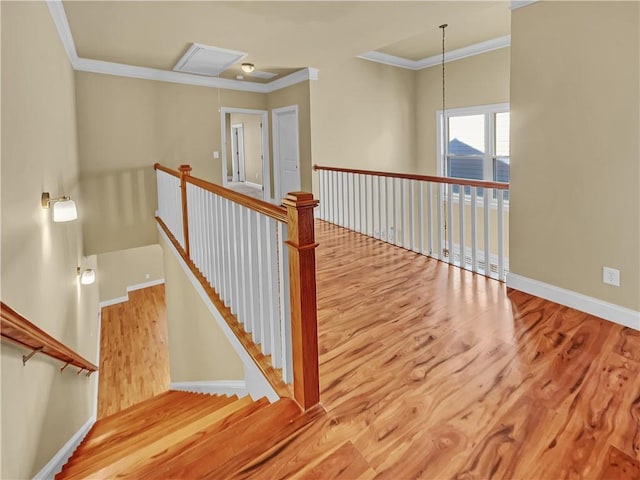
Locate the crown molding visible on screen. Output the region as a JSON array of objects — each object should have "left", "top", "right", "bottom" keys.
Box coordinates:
[
  {"left": 358, "top": 35, "right": 511, "bottom": 71},
  {"left": 46, "top": 0, "right": 315, "bottom": 93},
  {"left": 510, "top": 0, "right": 539, "bottom": 11},
  {"left": 46, "top": 0, "right": 79, "bottom": 65}
]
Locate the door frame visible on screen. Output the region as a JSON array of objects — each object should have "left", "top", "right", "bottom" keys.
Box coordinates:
[
  {"left": 230, "top": 123, "right": 246, "bottom": 182},
  {"left": 220, "top": 107, "right": 271, "bottom": 201},
  {"left": 272, "top": 104, "right": 300, "bottom": 203}
]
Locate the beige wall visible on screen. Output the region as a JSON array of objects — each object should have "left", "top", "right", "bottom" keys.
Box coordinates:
[
  {"left": 230, "top": 113, "right": 263, "bottom": 185},
  {"left": 510, "top": 1, "right": 639, "bottom": 310},
  {"left": 309, "top": 59, "right": 416, "bottom": 196},
  {"left": 75, "top": 72, "right": 266, "bottom": 254},
  {"left": 160, "top": 236, "right": 244, "bottom": 382},
  {"left": 1, "top": 2, "right": 99, "bottom": 478},
  {"left": 97, "top": 244, "right": 164, "bottom": 302},
  {"left": 416, "top": 47, "right": 511, "bottom": 175},
  {"left": 268, "top": 81, "right": 313, "bottom": 198}
]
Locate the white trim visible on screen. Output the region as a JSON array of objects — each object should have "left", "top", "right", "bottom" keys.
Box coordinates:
[
  {"left": 357, "top": 35, "right": 511, "bottom": 71},
  {"left": 244, "top": 181, "right": 263, "bottom": 190},
  {"left": 170, "top": 380, "right": 249, "bottom": 397},
  {"left": 272, "top": 105, "right": 300, "bottom": 202},
  {"left": 98, "top": 279, "right": 165, "bottom": 308},
  {"left": 507, "top": 273, "right": 640, "bottom": 331},
  {"left": 510, "top": 0, "right": 539, "bottom": 10},
  {"left": 99, "top": 295, "right": 129, "bottom": 308},
  {"left": 33, "top": 416, "right": 95, "bottom": 480},
  {"left": 46, "top": 1, "right": 316, "bottom": 94},
  {"left": 158, "top": 226, "right": 279, "bottom": 402},
  {"left": 221, "top": 108, "right": 271, "bottom": 201},
  {"left": 46, "top": 0, "right": 78, "bottom": 66},
  {"left": 436, "top": 102, "right": 510, "bottom": 179}
]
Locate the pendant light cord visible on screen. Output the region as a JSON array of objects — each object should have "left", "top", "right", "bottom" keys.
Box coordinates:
[{"left": 440, "top": 23, "right": 448, "bottom": 257}]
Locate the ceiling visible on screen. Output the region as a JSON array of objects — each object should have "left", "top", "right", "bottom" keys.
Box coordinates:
[{"left": 62, "top": 1, "right": 512, "bottom": 81}]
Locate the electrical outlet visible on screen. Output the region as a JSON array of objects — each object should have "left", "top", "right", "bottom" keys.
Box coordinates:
[
  {"left": 213, "top": 151, "right": 219, "bottom": 159},
  {"left": 603, "top": 267, "right": 620, "bottom": 287},
  {"left": 145, "top": 273, "right": 150, "bottom": 280}
]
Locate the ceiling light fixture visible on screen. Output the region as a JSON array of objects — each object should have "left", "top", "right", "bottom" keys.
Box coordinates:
[
  {"left": 241, "top": 63, "right": 255, "bottom": 73},
  {"left": 41, "top": 192, "right": 78, "bottom": 222}
]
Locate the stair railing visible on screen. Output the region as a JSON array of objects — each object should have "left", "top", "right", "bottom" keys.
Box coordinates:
[
  {"left": 314, "top": 164, "right": 509, "bottom": 282},
  {"left": 154, "top": 164, "right": 319, "bottom": 410},
  {"left": 0, "top": 302, "right": 98, "bottom": 374}
]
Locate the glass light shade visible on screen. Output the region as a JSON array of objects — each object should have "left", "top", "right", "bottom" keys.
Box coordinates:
[
  {"left": 52, "top": 199, "right": 77, "bottom": 222},
  {"left": 80, "top": 269, "right": 96, "bottom": 285}
]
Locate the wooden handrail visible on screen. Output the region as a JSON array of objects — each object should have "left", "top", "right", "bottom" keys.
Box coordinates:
[
  {"left": 155, "top": 164, "right": 319, "bottom": 410},
  {"left": 0, "top": 302, "right": 98, "bottom": 372},
  {"left": 313, "top": 164, "right": 509, "bottom": 190},
  {"left": 153, "top": 163, "right": 180, "bottom": 178},
  {"left": 154, "top": 164, "right": 287, "bottom": 223}
]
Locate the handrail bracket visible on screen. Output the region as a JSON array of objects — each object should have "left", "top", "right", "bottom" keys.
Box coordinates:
[{"left": 22, "top": 346, "right": 43, "bottom": 366}]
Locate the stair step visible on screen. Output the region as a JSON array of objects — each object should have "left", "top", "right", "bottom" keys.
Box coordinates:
[
  {"left": 58, "top": 394, "right": 239, "bottom": 479},
  {"left": 73, "top": 392, "right": 226, "bottom": 457},
  {"left": 118, "top": 397, "right": 272, "bottom": 479},
  {"left": 86, "top": 390, "right": 191, "bottom": 441},
  {"left": 59, "top": 395, "right": 253, "bottom": 480},
  {"left": 141, "top": 397, "right": 304, "bottom": 479}
]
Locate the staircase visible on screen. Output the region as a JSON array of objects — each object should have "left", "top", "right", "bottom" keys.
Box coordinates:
[{"left": 56, "top": 390, "right": 319, "bottom": 479}]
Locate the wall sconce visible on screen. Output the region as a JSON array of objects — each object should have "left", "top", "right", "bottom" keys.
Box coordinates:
[
  {"left": 241, "top": 63, "right": 255, "bottom": 73},
  {"left": 77, "top": 267, "right": 96, "bottom": 285},
  {"left": 42, "top": 192, "right": 77, "bottom": 222}
]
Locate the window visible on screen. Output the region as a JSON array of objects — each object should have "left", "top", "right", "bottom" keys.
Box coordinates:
[{"left": 437, "top": 103, "right": 509, "bottom": 199}]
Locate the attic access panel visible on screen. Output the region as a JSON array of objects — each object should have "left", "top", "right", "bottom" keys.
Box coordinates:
[{"left": 173, "top": 43, "right": 247, "bottom": 77}]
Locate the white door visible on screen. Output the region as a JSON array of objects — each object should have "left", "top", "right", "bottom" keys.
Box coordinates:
[
  {"left": 231, "top": 124, "right": 246, "bottom": 182},
  {"left": 272, "top": 105, "right": 300, "bottom": 202}
]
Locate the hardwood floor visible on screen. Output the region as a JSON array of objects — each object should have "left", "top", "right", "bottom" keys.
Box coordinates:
[
  {"left": 98, "top": 285, "right": 170, "bottom": 419},
  {"left": 93, "top": 222, "right": 639, "bottom": 478},
  {"left": 236, "top": 220, "right": 640, "bottom": 479}
]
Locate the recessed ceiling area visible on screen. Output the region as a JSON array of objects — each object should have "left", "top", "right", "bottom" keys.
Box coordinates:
[
  {"left": 61, "top": 1, "right": 512, "bottom": 78},
  {"left": 375, "top": 2, "right": 510, "bottom": 61}
]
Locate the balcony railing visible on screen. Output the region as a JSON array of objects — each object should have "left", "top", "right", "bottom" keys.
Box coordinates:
[{"left": 314, "top": 165, "right": 509, "bottom": 281}]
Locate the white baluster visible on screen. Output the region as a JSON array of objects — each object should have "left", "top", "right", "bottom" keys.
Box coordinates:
[
  {"left": 447, "top": 185, "right": 454, "bottom": 264},
  {"left": 238, "top": 205, "right": 247, "bottom": 328},
  {"left": 418, "top": 181, "right": 424, "bottom": 255},
  {"left": 484, "top": 188, "right": 490, "bottom": 277},
  {"left": 277, "top": 221, "right": 292, "bottom": 383},
  {"left": 249, "top": 211, "right": 260, "bottom": 342},
  {"left": 262, "top": 217, "right": 280, "bottom": 356},
  {"left": 458, "top": 185, "right": 465, "bottom": 269},
  {"left": 374, "top": 177, "right": 382, "bottom": 239},
  {"left": 498, "top": 190, "right": 505, "bottom": 281},
  {"left": 471, "top": 187, "right": 478, "bottom": 273},
  {"left": 426, "top": 182, "right": 433, "bottom": 257},
  {"left": 409, "top": 180, "right": 415, "bottom": 252},
  {"left": 437, "top": 183, "right": 443, "bottom": 260}
]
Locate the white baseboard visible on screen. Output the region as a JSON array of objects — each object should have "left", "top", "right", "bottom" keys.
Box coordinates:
[
  {"left": 507, "top": 273, "right": 640, "bottom": 330},
  {"left": 244, "top": 181, "right": 262, "bottom": 190},
  {"left": 33, "top": 416, "right": 95, "bottom": 480},
  {"left": 99, "top": 279, "right": 165, "bottom": 308},
  {"left": 170, "top": 380, "right": 248, "bottom": 397}
]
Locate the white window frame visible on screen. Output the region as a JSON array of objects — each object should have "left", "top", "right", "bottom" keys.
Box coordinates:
[{"left": 436, "top": 102, "right": 509, "bottom": 207}]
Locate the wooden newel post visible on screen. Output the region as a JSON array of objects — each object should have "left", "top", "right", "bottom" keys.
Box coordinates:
[
  {"left": 282, "top": 191, "right": 320, "bottom": 410},
  {"left": 179, "top": 164, "right": 192, "bottom": 258}
]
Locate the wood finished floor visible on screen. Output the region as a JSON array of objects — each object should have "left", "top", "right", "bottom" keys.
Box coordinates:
[
  {"left": 97, "top": 222, "right": 640, "bottom": 478},
  {"left": 98, "top": 285, "right": 170, "bottom": 419},
  {"left": 236, "top": 221, "right": 640, "bottom": 479}
]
